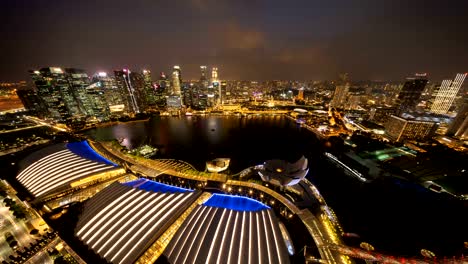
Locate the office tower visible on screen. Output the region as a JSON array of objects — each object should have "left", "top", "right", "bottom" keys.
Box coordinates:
[
  {"left": 155, "top": 72, "right": 168, "bottom": 108},
  {"left": 92, "top": 72, "right": 125, "bottom": 113},
  {"left": 29, "top": 67, "right": 83, "bottom": 123},
  {"left": 220, "top": 81, "right": 227, "bottom": 104},
  {"left": 330, "top": 84, "right": 349, "bottom": 108},
  {"left": 171, "top": 66, "right": 182, "bottom": 96},
  {"left": 65, "top": 68, "right": 93, "bottom": 117},
  {"left": 329, "top": 73, "right": 350, "bottom": 108},
  {"left": 182, "top": 83, "right": 193, "bottom": 108},
  {"left": 142, "top": 70, "right": 157, "bottom": 110},
  {"left": 447, "top": 99, "right": 468, "bottom": 139},
  {"left": 114, "top": 69, "right": 142, "bottom": 114},
  {"left": 211, "top": 67, "right": 218, "bottom": 83},
  {"left": 385, "top": 115, "right": 438, "bottom": 142},
  {"left": 85, "top": 82, "right": 111, "bottom": 121},
  {"left": 297, "top": 88, "right": 304, "bottom": 101},
  {"left": 16, "top": 88, "right": 48, "bottom": 118},
  {"left": 396, "top": 73, "right": 428, "bottom": 115},
  {"left": 430, "top": 73, "right": 467, "bottom": 114},
  {"left": 200, "top": 66, "right": 208, "bottom": 81}
]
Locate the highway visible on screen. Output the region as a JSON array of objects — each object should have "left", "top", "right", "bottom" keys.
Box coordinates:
[{"left": 23, "top": 115, "right": 70, "bottom": 132}]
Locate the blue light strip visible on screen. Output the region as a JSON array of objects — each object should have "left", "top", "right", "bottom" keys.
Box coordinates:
[
  {"left": 203, "top": 193, "right": 270, "bottom": 212},
  {"left": 123, "top": 179, "right": 192, "bottom": 193},
  {"left": 66, "top": 141, "right": 117, "bottom": 166}
]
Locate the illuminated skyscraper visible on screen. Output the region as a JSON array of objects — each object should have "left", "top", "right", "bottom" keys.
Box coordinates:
[
  {"left": 297, "top": 88, "right": 304, "bottom": 101},
  {"left": 114, "top": 69, "right": 141, "bottom": 114},
  {"left": 330, "top": 73, "right": 350, "bottom": 108},
  {"left": 210, "top": 67, "right": 222, "bottom": 105},
  {"left": 65, "top": 68, "right": 93, "bottom": 117},
  {"left": 142, "top": 70, "right": 157, "bottom": 110},
  {"left": 171, "top": 66, "right": 182, "bottom": 96},
  {"left": 211, "top": 67, "right": 218, "bottom": 83},
  {"left": 92, "top": 72, "right": 125, "bottom": 114},
  {"left": 84, "top": 82, "right": 111, "bottom": 121},
  {"left": 430, "top": 73, "right": 466, "bottom": 114},
  {"left": 396, "top": 73, "right": 428, "bottom": 115},
  {"left": 330, "top": 84, "right": 349, "bottom": 108},
  {"left": 29, "top": 67, "right": 84, "bottom": 123},
  {"left": 155, "top": 72, "right": 168, "bottom": 108},
  {"left": 220, "top": 80, "right": 227, "bottom": 104},
  {"left": 200, "top": 66, "right": 208, "bottom": 81}
]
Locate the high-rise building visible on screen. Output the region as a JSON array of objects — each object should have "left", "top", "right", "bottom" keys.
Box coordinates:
[
  {"left": 142, "top": 70, "right": 157, "bottom": 110},
  {"left": 171, "top": 66, "right": 182, "bottom": 96},
  {"left": 182, "top": 83, "right": 193, "bottom": 108},
  {"left": 447, "top": 99, "right": 468, "bottom": 139},
  {"left": 84, "top": 82, "right": 111, "bottom": 121},
  {"left": 396, "top": 74, "right": 428, "bottom": 115},
  {"left": 114, "top": 69, "right": 142, "bottom": 114},
  {"left": 200, "top": 66, "right": 208, "bottom": 81},
  {"left": 385, "top": 115, "right": 438, "bottom": 142},
  {"left": 330, "top": 84, "right": 349, "bottom": 108},
  {"left": 329, "top": 73, "right": 350, "bottom": 108},
  {"left": 92, "top": 72, "right": 125, "bottom": 114},
  {"left": 430, "top": 73, "right": 467, "bottom": 114},
  {"left": 211, "top": 67, "right": 218, "bottom": 83},
  {"left": 16, "top": 88, "right": 48, "bottom": 118},
  {"left": 65, "top": 68, "right": 93, "bottom": 117},
  {"left": 209, "top": 67, "right": 222, "bottom": 106},
  {"left": 29, "top": 67, "right": 84, "bottom": 123},
  {"left": 297, "top": 88, "right": 304, "bottom": 101},
  {"left": 220, "top": 81, "right": 227, "bottom": 105},
  {"left": 154, "top": 72, "right": 168, "bottom": 108}
]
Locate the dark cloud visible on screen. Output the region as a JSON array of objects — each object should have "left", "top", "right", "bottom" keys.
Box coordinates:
[{"left": 0, "top": 0, "right": 467, "bottom": 82}]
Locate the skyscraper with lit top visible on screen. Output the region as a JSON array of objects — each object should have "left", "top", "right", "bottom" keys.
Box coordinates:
[{"left": 171, "top": 66, "right": 182, "bottom": 96}]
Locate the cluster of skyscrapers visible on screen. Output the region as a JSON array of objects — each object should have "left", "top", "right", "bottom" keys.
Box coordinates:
[
  {"left": 330, "top": 72, "right": 467, "bottom": 141},
  {"left": 17, "top": 65, "right": 227, "bottom": 126}
]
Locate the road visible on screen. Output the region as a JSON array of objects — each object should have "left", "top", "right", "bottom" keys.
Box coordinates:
[{"left": 23, "top": 115, "right": 70, "bottom": 132}]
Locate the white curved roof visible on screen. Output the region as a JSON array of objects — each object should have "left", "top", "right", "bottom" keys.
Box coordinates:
[
  {"left": 16, "top": 142, "right": 116, "bottom": 198},
  {"left": 76, "top": 180, "right": 290, "bottom": 264},
  {"left": 164, "top": 195, "right": 290, "bottom": 264},
  {"left": 76, "top": 180, "right": 197, "bottom": 264}
]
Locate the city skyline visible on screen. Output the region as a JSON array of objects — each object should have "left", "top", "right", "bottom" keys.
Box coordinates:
[
  {"left": 1, "top": 1, "right": 467, "bottom": 263},
  {"left": 2, "top": 0, "right": 468, "bottom": 82}
]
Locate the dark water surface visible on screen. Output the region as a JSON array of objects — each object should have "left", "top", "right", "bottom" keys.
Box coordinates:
[{"left": 85, "top": 116, "right": 467, "bottom": 258}]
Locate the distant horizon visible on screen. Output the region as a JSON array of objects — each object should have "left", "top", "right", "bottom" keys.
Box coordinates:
[{"left": 2, "top": 65, "right": 466, "bottom": 84}]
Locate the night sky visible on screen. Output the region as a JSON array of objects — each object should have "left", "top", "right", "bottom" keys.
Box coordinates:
[{"left": 2, "top": 0, "right": 467, "bottom": 82}]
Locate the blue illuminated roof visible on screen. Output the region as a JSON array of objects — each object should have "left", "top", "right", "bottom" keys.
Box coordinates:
[
  {"left": 66, "top": 141, "right": 117, "bottom": 166},
  {"left": 203, "top": 193, "right": 270, "bottom": 212},
  {"left": 123, "top": 179, "right": 192, "bottom": 193}
]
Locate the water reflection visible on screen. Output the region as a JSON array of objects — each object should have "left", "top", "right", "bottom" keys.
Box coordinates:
[{"left": 85, "top": 115, "right": 311, "bottom": 171}]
